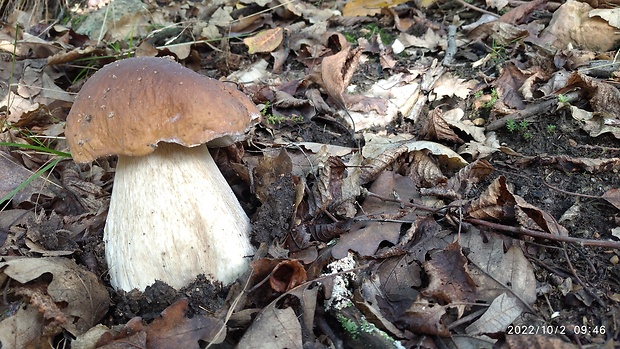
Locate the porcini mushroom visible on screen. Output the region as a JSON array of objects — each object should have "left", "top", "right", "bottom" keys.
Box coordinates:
[{"left": 66, "top": 57, "right": 259, "bottom": 291}]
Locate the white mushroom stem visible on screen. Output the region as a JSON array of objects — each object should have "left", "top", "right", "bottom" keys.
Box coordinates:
[{"left": 105, "top": 142, "right": 254, "bottom": 291}]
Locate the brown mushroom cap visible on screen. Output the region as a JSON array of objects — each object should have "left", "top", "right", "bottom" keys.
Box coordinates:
[{"left": 66, "top": 57, "right": 260, "bottom": 163}]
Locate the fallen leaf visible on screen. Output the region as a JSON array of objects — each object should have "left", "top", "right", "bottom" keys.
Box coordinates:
[
  {"left": 395, "top": 29, "right": 443, "bottom": 51},
  {"left": 468, "top": 176, "right": 569, "bottom": 236},
  {"left": 397, "top": 299, "right": 450, "bottom": 336},
  {"left": 405, "top": 151, "right": 447, "bottom": 187},
  {"left": 342, "top": 0, "right": 409, "bottom": 17},
  {"left": 602, "top": 188, "right": 620, "bottom": 210},
  {"left": 321, "top": 46, "right": 362, "bottom": 109},
  {"left": 309, "top": 154, "right": 362, "bottom": 218},
  {"left": 421, "top": 107, "right": 464, "bottom": 143},
  {"left": 237, "top": 295, "right": 304, "bottom": 349},
  {"left": 422, "top": 242, "right": 477, "bottom": 304},
  {"left": 465, "top": 293, "right": 523, "bottom": 335},
  {"left": 0, "top": 257, "right": 109, "bottom": 335},
  {"left": 0, "top": 152, "right": 56, "bottom": 207},
  {"left": 244, "top": 27, "right": 284, "bottom": 54},
  {"left": 146, "top": 298, "right": 225, "bottom": 348},
  {"left": 498, "top": 0, "right": 545, "bottom": 24},
  {"left": 540, "top": 0, "right": 620, "bottom": 51},
  {"left": 0, "top": 302, "right": 45, "bottom": 348},
  {"left": 332, "top": 171, "right": 420, "bottom": 259},
  {"left": 269, "top": 259, "right": 307, "bottom": 293},
  {"left": 361, "top": 134, "right": 468, "bottom": 184},
  {"left": 76, "top": 0, "right": 152, "bottom": 41},
  {"left": 590, "top": 8, "right": 620, "bottom": 28},
  {"left": 461, "top": 228, "right": 537, "bottom": 306}
]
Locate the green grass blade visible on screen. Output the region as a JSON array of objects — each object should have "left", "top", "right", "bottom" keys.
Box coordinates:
[
  {"left": 0, "top": 157, "right": 64, "bottom": 207},
  {"left": 0, "top": 142, "right": 71, "bottom": 157}
]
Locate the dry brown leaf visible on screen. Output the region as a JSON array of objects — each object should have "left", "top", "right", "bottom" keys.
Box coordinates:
[
  {"left": 590, "top": 8, "right": 620, "bottom": 28},
  {"left": 422, "top": 242, "right": 477, "bottom": 304},
  {"left": 342, "top": 0, "right": 409, "bottom": 17},
  {"left": 0, "top": 302, "right": 46, "bottom": 348},
  {"left": 460, "top": 228, "right": 537, "bottom": 305},
  {"left": 244, "top": 27, "right": 284, "bottom": 54},
  {"left": 405, "top": 150, "right": 447, "bottom": 187},
  {"left": 332, "top": 171, "right": 421, "bottom": 259},
  {"left": 343, "top": 94, "right": 388, "bottom": 114},
  {"left": 146, "top": 298, "right": 225, "bottom": 348},
  {"left": 498, "top": 0, "right": 545, "bottom": 24},
  {"left": 570, "top": 107, "right": 620, "bottom": 139},
  {"left": 540, "top": 0, "right": 620, "bottom": 51},
  {"left": 321, "top": 46, "right": 362, "bottom": 109},
  {"left": 491, "top": 63, "right": 529, "bottom": 110},
  {"left": 395, "top": 29, "right": 443, "bottom": 51},
  {"left": 95, "top": 317, "right": 146, "bottom": 348},
  {"left": 1, "top": 59, "right": 73, "bottom": 123},
  {"left": 487, "top": 0, "right": 508, "bottom": 11},
  {"left": 253, "top": 149, "right": 293, "bottom": 203},
  {"left": 376, "top": 254, "right": 422, "bottom": 301},
  {"left": 421, "top": 108, "right": 464, "bottom": 143},
  {"left": 61, "top": 167, "right": 110, "bottom": 213},
  {"left": 561, "top": 73, "right": 620, "bottom": 123},
  {"left": 237, "top": 284, "right": 309, "bottom": 349},
  {"left": 465, "top": 293, "right": 523, "bottom": 335},
  {"left": 361, "top": 134, "right": 468, "bottom": 185},
  {"left": 468, "top": 176, "right": 569, "bottom": 236},
  {"left": 380, "top": 7, "right": 414, "bottom": 32},
  {"left": 0, "top": 257, "right": 109, "bottom": 336},
  {"left": 602, "top": 188, "right": 620, "bottom": 210},
  {"left": 309, "top": 154, "right": 362, "bottom": 218},
  {"left": 269, "top": 260, "right": 307, "bottom": 293},
  {"left": 542, "top": 155, "right": 620, "bottom": 173},
  {"left": 445, "top": 159, "right": 495, "bottom": 196},
  {"left": 459, "top": 132, "right": 501, "bottom": 160},
  {"left": 75, "top": 0, "right": 151, "bottom": 41},
  {"left": 356, "top": 293, "right": 406, "bottom": 339},
  {"left": 397, "top": 299, "right": 450, "bottom": 336},
  {"left": 441, "top": 108, "right": 487, "bottom": 144},
  {"left": 0, "top": 152, "right": 56, "bottom": 207}
]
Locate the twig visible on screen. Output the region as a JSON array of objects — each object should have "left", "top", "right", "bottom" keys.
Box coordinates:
[
  {"left": 568, "top": 140, "right": 620, "bottom": 153},
  {"left": 542, "top": 180, "right": 604, "bottom": 200},
  {"left": 465, "top": 218, "right": 620, "bottom": 249},
  {"left": 206, "top": 272, "right": 253, "bottom": 348},
  {"left": 562, "top": 243, "right": 605, "bottom": 307},
  {"left": 485, "top": 91, "right": 580, "bottom": 131},
  {"left": 467, "top": 258, "right": 540, "bottom": 316},
  {"left": 455, "top": 0, "right": 499, "bottom": 17},
  {"left": 442, "top": 25, "right": 457, "bottom": 66}
]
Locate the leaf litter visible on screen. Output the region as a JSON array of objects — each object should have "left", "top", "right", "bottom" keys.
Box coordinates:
[{"left": 0, "top": 0, "right": 619, "bottom": 348}]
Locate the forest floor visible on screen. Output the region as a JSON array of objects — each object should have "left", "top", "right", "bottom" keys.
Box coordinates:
[{"left": 0, "top": 0, "right": 619, "bottom": 348}]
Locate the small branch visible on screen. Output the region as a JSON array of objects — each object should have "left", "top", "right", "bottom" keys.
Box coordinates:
[
  {"left": 485, "top": 92, "right": 580, "bottom": 131},
  {"left": 562, "top": 243, "right": 605, "bottom": 307},
  {"left": 442, "top": 25, "right": 457, "bottom": 66},
  {"left": 465, "top": 218, "right": 620, "bottom": 249},
  {"left": 542, "top": 180, "right": 602, "bottom": 200},
  {"left": 455, "top": 0, "right": 499, "bottom": 17}
]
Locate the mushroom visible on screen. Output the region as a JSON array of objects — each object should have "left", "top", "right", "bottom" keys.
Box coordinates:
[{"left": 65, "top": 57, "right": 259, "bottom": 291}]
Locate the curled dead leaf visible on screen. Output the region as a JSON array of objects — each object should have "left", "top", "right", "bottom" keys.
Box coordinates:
[
  {"left": 269, "top": 259, "right": 307, "bottom": 293},
  {"left": 321, "top": 46, "right": 362, "bottom": 109}
]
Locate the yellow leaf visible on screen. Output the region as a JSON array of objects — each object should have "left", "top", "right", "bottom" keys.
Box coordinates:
[
  {"left": 343, "top": 0, "right": 409, "bottom": 17},
  {"left": 243, "top": 27, "right": 283, "bottom": 54}
]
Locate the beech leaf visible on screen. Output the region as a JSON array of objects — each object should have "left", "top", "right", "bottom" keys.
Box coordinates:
[{"left": 244, "top": 28, "right": 283, "bottom": 54}]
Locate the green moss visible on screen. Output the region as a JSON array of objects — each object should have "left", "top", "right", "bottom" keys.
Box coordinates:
[{"left": 337, "top": 313, "right": 360, "bottom": 339}]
